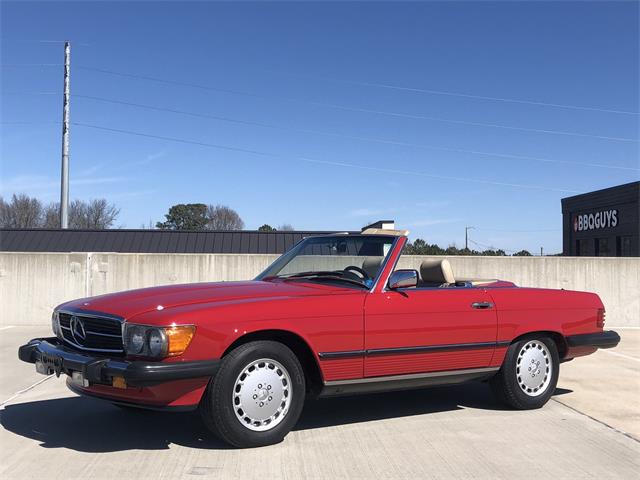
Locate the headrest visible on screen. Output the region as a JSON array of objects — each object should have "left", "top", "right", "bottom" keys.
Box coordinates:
[
  {"left": 420, "top": 259, "right": 455, "bottom": 285},
  {"left": 362, "top": 257, "right": 383, "bottom": 278}
]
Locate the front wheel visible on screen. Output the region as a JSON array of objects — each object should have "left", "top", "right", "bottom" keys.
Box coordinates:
[
  {"left": 200, "top": 340, "right": 306, "bottom": 448},
  {"left": 490, "top": 336, "right": 559, "bottom": 410}
]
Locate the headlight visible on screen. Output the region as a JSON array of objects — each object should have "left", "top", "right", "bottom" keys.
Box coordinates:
[
  {"left": 51, "top": 311, "right": 61, "bottom": 338},
  {"left": 148, "top": 328, "right": 167, "bottom": 357},
  {"left": 128, "top": 326, "right": 145, "bottom": 354},
  {"left": 124, "top": 324, "right": 195, "bottom": 358}
]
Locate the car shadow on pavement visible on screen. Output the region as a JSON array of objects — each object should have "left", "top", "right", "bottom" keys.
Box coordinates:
[{"left": 0, "top": 383, "right": 573, "bottom": 452}]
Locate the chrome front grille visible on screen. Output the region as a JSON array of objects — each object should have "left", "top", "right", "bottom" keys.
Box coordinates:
[{"left": 58, "top": 311, "right": 124, "bottom": 353}]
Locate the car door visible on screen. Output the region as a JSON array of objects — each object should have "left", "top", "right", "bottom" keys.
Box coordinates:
[{"left": 364, "top": 285, "right": 498, "bottom": 378}]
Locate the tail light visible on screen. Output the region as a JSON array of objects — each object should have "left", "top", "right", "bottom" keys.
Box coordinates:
[{"left": 596, "top": 308, "right": 606, "bottom": 329}]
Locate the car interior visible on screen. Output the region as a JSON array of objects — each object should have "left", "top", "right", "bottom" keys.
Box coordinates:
[
  {"left": 391, "top": 259, "right": 497, "bottom": 289},
  {"left": 348, "top": 256, "right": 498, "bottom": 289}
]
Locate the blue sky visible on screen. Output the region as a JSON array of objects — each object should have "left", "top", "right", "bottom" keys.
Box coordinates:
[{"left": 1, "top": 1, "right": 638, "bottom": 254}]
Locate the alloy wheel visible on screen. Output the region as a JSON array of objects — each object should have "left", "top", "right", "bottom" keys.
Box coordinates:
[
  {"left": 516, "top": 340, "right": 552, "bottom": 397},
  {"left": 232, "top": 358, "right": 292, "bottom": 431}
]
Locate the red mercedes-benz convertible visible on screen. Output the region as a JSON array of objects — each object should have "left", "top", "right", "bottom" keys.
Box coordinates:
[{"left": 19, "top": 229, "right": 619, "bottom": 447}]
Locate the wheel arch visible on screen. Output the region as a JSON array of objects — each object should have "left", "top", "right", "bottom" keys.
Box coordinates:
[
  {"left": 509, "top": 330, "right": 568, "bottom": 359},
  {"left": 222, "top": 329, "right": 324, "bottom": 396}
]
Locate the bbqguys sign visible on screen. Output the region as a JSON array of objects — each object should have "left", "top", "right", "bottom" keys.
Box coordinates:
[{"left": 574, "top": 209, "right": 618, "bottom": 232}]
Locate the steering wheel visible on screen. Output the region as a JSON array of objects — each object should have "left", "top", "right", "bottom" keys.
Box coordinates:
[{"left": 343, "top": 265, "right": 370, "bottom": 280}]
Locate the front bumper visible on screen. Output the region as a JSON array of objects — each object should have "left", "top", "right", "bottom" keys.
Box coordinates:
[
  {"left": 566, "top": 330, "right": 620, "bottom": 350},
  {"left": 18, "top": 337, "right": 220, "bottom": 388}
]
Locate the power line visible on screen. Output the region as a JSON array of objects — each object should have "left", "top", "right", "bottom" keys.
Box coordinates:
[
  {"left": 74, "top": 122, "right": 277, "bottom": 157},
  {"left": 76, "top": 65, "right": 257, "bottom": 95},
  {"left": 468, "top": 238, "right": 519, "bottom": 254},
  {"left": 75, "top": 66, "right": 638, "bottom": 143},
  {"left": 475, "top": 227, "right": 558, "bottom": 233},
  {"left": 316, "top": 104, "right": 638, "bottom": 143},
  {"left": 0, "top": 39, "right": 91, "bottom": 46},
  {"left": 295, "top": 156, "right": 578, "bottom": 193},
  {"left": 72, "top": 121, "right": 582, "bottom": 193},
  {"left": 38, "top": 40, "right": 92, "bottom": 47},
  {"left": 3, "top": 91, "right": 57, "bottom": 95},
  {"left": 2, "top": 41, "right": 635, "bottom": 115},
  {"left": 291, "top": 73, "right": 640, "bottom": 116},
  {"left": 75, "top": 93, "right": 640, "bottom": 172},
  {"left": 0, "top": 63, "right": 62, "bottom": 67},
  {"left": 1, "top": 121, "right": 59, "bottom": 125}
]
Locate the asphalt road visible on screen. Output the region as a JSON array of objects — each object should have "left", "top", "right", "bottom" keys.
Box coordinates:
[{"left": 1, "top": 326, "right": 638, "bottom": 479}]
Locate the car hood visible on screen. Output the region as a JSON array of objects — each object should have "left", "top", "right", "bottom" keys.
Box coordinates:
[{"left": 59, "top": 280, "right": 346, "bottom": 320}]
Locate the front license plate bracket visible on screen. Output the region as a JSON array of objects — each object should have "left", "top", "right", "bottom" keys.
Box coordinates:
[{"left": 37, "top": 353, "right": 63, "bottom": 377}]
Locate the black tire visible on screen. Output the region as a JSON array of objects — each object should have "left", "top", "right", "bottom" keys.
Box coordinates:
[
  {"left": 490, "top": 335, "right": 559, "bottom": 410},
  {"left": 199, "top": 340, "right": 306, "bottom": 448}
]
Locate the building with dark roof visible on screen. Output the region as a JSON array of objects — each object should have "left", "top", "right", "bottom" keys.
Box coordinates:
[
  {"left": 561, "top": 181, "right": 639, "bottom": 257},
  {"left": 0, "top": 229, "right": 337, "bottom": 254},
  {"left": 0, "top": 221, "right": 393, "bottom": 254}
]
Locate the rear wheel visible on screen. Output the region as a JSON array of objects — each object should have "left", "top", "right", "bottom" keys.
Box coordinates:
[
  {"left": 200, "top": 340, "right": 305, "bottom": 448},
  {"left": 490, "top": 336, "right": 559, "bottom": 410}
]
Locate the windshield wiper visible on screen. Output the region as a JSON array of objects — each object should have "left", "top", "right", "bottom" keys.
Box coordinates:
[
  {"left": 278, "top": 272, "right": 369, "bottom": 289},
  {"left": 277, "top": 271, "right": 343, "bottom": 279}
]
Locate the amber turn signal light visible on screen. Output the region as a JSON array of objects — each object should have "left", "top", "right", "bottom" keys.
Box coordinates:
[
  {"left": 165, "top": 325, "right": 196, "bottom": 356},
  {"left": 112, "top": 376, "right": 127, "bottom": 389}
]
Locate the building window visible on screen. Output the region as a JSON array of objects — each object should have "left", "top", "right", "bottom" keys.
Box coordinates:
[
  {"left": 617, "top": 236, "right": 633, "bottom": 256},
  {"left": 595, "top": 238, "right": 611, "bottom": 256}
]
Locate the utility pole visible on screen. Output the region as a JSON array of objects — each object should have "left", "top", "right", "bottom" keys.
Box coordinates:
[
  {"left": 59, "top": 41, "right": 71, "bottom": 229},
  {"left": 540, "top": 247, "right": 544, "bottom": 256},
  {"left": 465, "top": 226, "right": 474, "bottom": 250}
]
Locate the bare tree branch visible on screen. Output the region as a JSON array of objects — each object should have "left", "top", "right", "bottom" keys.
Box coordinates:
[
  {"left": 0, "top": 194, "right": 120, "bottom": 229},
  {"left": 0, "top": 194, "right": 43, "bottom": 228},
  {"left": 206, "top": 204, "right": 244, "bottom": 230}
]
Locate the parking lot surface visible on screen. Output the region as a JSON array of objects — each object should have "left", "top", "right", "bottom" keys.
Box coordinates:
[{"left": 1, "top": 326, "right": 639, "bottom": 479}]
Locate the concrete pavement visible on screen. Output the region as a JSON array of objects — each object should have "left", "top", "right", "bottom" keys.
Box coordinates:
[{"left": 1, "top": 326, "right": 639, "bottom": 479}]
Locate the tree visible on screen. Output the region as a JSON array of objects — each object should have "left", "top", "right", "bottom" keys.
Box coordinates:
[
  {"left": 403, "top": 237, "right": 516, "bottom": 256},
  {"left": 403, "top": 238, "right": 446, "bottom": 255},
  {"left": 157, "top": 203, "right": 245, "bottom": 231},
  {"left": 42, "top": 202, "right": 61, "bottom": 228},
  {"left": 206, "top": 204, "right": 244, "bottom": 230},
  {"left": 70, "top": 199, "right": 120, "bottom": 229},
  {"left": 258, "top": 224, "right": 276, "bottom": 232},
  {"left": 156, "top": 203, "right": 208, "bottom": 230},
  {"left": 513, "top": 250, "right": 532, "bottom": 256},
  {"left": 0, "top": 194, "right": 43, "bottom": 228},
  {"left": 0, "top": 194, "right": 120, "bottom": 229},
  {"left": 277, "top": 224, "right": 294, "bottom": 231},
  {"left": 481, "top": 249, "right": 507, "bottom": 256}
]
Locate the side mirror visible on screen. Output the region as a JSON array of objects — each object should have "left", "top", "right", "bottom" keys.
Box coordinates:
[{"left": 388, "top": 270, "right": 418, "bottom": 289}]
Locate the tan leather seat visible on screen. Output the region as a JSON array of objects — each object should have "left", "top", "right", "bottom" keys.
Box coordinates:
[
  {"left": 420, "top": 259, "right": 455, "bottom": 286},
  {"left": 362, "top": 257, "right": 383, "bottom": 279}
]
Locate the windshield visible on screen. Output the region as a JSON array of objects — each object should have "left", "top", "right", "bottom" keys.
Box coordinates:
[{"left": 256, "top": 235, "right": 396, "bottom": 289}]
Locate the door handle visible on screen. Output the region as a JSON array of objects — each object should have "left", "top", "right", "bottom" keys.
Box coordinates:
[{"left": 471, "top": 302, "right": 494, "bottom": 309}]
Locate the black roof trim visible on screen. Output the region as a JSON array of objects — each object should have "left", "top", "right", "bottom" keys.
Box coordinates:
[{"left": 0, "top": 229, "right": 359, "bottom": 254}]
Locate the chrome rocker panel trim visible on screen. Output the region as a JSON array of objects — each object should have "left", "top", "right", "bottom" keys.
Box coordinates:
[{"left": 319, "top": 366, "right": 499, "bottom": 397}]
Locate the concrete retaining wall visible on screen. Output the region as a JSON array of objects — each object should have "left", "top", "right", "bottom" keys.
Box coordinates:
[{"left": 1, "top": 253, "right": 637, "bottom": 327}]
